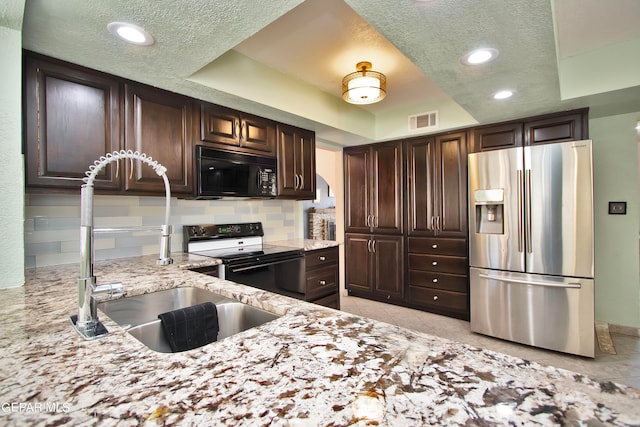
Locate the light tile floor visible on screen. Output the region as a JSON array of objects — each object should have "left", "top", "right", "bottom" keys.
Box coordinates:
[{"left": 340, "top": 295, "right": 640, "bottom": 389}]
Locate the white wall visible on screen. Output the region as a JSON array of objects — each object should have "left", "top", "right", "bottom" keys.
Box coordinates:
[
  {"left": 591, "top": 112, "right": 640, "bottom": 329},
  {"left": 0, "top": 24, "right": 25, "bottom": 288}
]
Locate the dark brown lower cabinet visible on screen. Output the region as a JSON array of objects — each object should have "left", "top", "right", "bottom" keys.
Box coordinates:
[
  {"left": 305, "top": 247, "right": 340, "bottom": 309},
  {"left": 406, "top": 237, "right": 469, "bottom": 320},
  {"left": 345, "top": 233, "right": 404, "bottom": 302}
]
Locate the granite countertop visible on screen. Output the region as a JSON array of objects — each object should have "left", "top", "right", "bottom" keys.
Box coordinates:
[
  {"left": 1, "top": 252, "right": 639, "bottom": 426},
  {"left": 267, "top": 238, "right": 340, "bottom": 252}
]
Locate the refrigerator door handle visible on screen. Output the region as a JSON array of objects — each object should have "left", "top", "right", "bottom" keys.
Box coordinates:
[
  {"left": 525, "top": 168, "right": 532, "bottom": 254},
  {"left": 517, "top": 170, "right": 523, "bottom": 252},
  {"left": 478, "top": 273, "right": 582, "bottom": 289}
]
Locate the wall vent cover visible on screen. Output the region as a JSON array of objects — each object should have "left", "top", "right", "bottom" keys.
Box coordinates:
[{"left": 409, "top": 110, "right": 438, "bottom": 131}]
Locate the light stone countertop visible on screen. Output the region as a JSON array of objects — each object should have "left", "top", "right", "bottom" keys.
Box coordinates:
[
  {"left": 267, "top": 238, "right": 340, "bottom": 252},
  {"left": 1, "top": 252, "right": 639, "bottom": 426}
]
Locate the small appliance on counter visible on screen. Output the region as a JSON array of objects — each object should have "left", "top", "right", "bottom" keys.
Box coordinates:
[
  {"left": 183, "top": 222, "right": 305, "bottom": 297},
  {"left": 468, "top": 140, "right": 595, "bottom": 357}
]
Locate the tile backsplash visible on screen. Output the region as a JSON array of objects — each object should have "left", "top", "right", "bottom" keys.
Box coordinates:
[{"left": 25, "top": 194, "right": 302, "bottom": 268}]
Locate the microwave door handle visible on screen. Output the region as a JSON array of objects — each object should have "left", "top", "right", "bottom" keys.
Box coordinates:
[{"left": 257, "top": 168, "right": 262, "bottom": 190}]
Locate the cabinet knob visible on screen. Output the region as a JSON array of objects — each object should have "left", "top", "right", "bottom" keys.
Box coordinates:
[
  {"left": 319, "top": 280, "right": 326, "bottom": 286},
  {"left": 432, "top": 244, "right": 438, "bottom": 249},
  {"left": 433, "top": 295, "right": 439, "bottom": 301},
  {"left": 319, "top": 256, "right": 326, "bottom": 261},
  {"left": 432, "top": 278, "right": 438, "bottom": 283},
  {"left": 432, "top": 261, "right": 438, "bottom": 266}
]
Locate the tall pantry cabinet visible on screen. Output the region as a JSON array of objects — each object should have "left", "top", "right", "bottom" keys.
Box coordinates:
[
  {"left": 343, "top": 132, "right": 469, "bottom": 319},
  {"left": 344, "top": 141, "right": 404, "bottom": 302},
  {"left": 406, "top": 131, "right": 469, "bottom": 319}
]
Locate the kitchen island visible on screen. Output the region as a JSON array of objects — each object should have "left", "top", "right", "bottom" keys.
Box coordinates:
[{"left": 1, "top": 253, "right": 639, "bottom": 426}]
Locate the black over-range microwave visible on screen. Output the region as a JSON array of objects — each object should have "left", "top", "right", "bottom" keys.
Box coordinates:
[{"left": 195, "top": 146, "right": 277, "bottom": 199}]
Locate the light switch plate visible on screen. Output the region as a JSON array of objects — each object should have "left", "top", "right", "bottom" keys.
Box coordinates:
[{"left": 608, "top": 201, "right": 627, "bottom": 215}]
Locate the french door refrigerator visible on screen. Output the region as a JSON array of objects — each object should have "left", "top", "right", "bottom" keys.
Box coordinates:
[{"left": 468, "top": 140, "right": 595, "bottom": 357}]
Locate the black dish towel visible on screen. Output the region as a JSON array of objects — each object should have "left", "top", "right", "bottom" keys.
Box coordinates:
[{"left": 158, "top": 302, "right": 219, "bottom": 352}]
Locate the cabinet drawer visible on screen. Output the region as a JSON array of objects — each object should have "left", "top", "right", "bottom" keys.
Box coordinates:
[
  {"left": 306, "top": 265, "right": 338, "bottom": 301},
  {"left": 408, "top": 237, "right": 467, "bottom": 256},
  {"left": 409, "top": 254, "right": 467, "bottom": 274},
  {"left": 305, "top": 247, "right": 339, "bottom": 269},
  {"left": 408, "top": 286, "right": 468, "bottom": 313},
  {"left": 408, "top": 270, "right": 468, "bottom": 293}
]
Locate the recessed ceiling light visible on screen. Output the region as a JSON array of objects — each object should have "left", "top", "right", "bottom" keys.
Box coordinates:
[
  {"left": 107, "top": 22, "right": 154, "bottom": 46},
  {"left": 493, "top": 90, "right": 514, "bottom": 100},
  {"left": 461, "top": 48, "right": 499, "bottom": 65}
]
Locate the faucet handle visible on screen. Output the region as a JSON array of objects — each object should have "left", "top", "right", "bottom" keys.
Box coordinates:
[{"left": 92, "top": 282, "right": 125, "bottom": 301}]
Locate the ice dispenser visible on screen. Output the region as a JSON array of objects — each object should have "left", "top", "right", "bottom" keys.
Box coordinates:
[{"left": 474, "top": 189, "right": 504, "bottom": 234}]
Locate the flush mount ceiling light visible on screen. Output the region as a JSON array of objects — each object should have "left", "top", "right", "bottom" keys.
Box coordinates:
[
  {"left": 107, "top": 22, "right": 154, "bottom": 46},
  {"left": 342, "top": 61, "right": 387, "bottom": 105},
  {"left": 461, "top": 48, "right": 499, "bottom": 65}
]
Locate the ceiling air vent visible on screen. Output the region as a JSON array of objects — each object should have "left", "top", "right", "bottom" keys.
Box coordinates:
[{"left": 409, "top": 110, "right": 438, "bottom": 131}]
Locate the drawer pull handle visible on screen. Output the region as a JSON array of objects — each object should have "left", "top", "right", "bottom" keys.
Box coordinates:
[
  {"left": 432, "top": 244, "right": 438, "bottom": 249},
  {"left": 432, "top": 278, "right": 438, "bottom": 283},
  {"left": 432, "top": 261, "right": 438, "bottom": 266},
  {"left": 319, "top": 280, "right": 326, "bottom": 286},
  {"left": 433, "top": 295, "right": 439, "bottom": 301},
  {"left": 319, "top": 256, "right": 326, "bottom": 261}
]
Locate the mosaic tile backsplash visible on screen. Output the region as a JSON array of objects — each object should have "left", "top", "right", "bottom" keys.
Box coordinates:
[{"left": 24, "top": 194, "right": 302, "bottom": 268}]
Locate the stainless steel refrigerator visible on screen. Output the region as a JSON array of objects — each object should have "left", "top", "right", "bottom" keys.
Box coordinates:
[{"left": 468, "top": 140, "right": 595, "bottom": 357}]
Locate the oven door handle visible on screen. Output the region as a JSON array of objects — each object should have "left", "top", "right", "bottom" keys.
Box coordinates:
[{"left": 228, "top": 258, "right": 299, "bottom": 273}]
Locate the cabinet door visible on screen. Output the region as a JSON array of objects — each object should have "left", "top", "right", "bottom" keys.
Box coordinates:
[
  {"left": 345, "top": 233, "right": 372, "bottom": 293},
  {"left": 200, "top": 103, "right": 239, "bottom": 147},
  {"left": 200, "top": 103, "right": 276, "bottom": 156},
  {"left": 471, "top": 122, "right": 523, "bottom": 152},
  {"left": 372, "top": 235, "right": 404, "bottom": 300},
  {"left": 344, "top": 147, "right": 370, "bottom": 233},
  {"left": 524, "top": 109, "right": 587, "bottom": 146},
  {"left": 297, "top": 129, "right": 316, "bottom": 199},
  {"left": 407, "top": 137, "right": 437, "bottom": 236},
  {"left": 24, "top": 55, "right": 121, "bottom": 190},
  {"left": 241, "top": 114, "right": 276, "bottom": 156},
  {"left": 436, "top": 132, "right": 468, "bottom": 237},
  {"left": 371, "top": 142, "right": 403, "bottom": 234},
  {"left": 276, "top": 124, "right": 316, "bottom": 199},
  {"left": 124, "top": 84, "right": 193, "bottom": 194}
]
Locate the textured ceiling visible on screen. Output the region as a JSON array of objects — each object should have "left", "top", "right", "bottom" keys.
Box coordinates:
[{"left": 18, "top": 0, "right": 640, "bottom": 146}]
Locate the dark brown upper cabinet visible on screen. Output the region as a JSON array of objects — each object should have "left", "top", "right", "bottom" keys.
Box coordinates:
[
  {"left": 471, "top": 108, "right": 589, "bottom": 152},
  {"left": 123, "top": 83, "right": 193, "bottom": 195},
  {"left": 524, "top": 109, "right": 588, "bottom": 146},
  {"left": 276, "top": 123, "right": 316, "bottom": 199},
  {"left": 344, "top": 141, "right": 404, "bottom": 235},
  {"left": 470, "top": 122, "right": 523, "bottom": 152},
  {"left": 199, "top": 103, "right": 276, "bottom": 157},
  {"left": 406, "top": 131, "right": 467, "bottom": 238},
  {"left": 23, "top": 53, "right": 121, "bottom": 190}
]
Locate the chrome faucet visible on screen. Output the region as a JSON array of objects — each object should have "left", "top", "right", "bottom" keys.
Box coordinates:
[{"left": 71, "top": 150, "right": 174, "bottom": 340}]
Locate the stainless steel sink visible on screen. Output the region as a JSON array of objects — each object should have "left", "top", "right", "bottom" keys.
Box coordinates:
[{"left": 98, "top": 287, "right": 281, "bottom": 353}]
